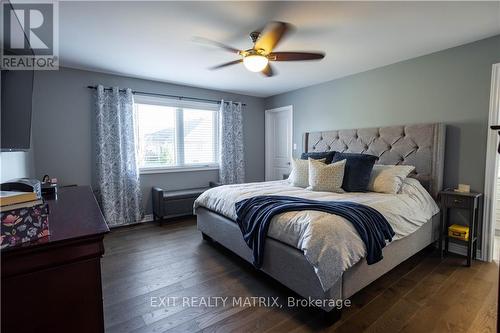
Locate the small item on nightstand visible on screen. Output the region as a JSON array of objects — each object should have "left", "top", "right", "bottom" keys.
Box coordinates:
[
  {"left": 454, "top": 184, "right": 471, "bottom": 193},
  {"left": 448, "top": 224, "right": 469, "bottom": 241}
]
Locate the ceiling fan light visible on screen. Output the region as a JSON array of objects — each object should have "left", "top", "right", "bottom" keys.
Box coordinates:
[{"left": 243, "top": 55, "right": 269, "bottom": 72}]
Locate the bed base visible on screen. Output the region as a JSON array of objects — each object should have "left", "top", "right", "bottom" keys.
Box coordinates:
[
  {"left": 200, "top": 230, "right": 343, "bottom": 324},
  {"left": 196, "top": 207, "right": 440, "bottom": 314}
]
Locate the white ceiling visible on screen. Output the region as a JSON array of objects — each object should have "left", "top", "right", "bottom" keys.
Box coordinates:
[{"left": 58, "top": 1, "right": 500, "bottom": 97}]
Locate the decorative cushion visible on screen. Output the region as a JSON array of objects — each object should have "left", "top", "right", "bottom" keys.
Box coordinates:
[
  {"left": 288, "top": 158, "right": 325, "bottom": 188},
  {"left": 301, "top": 151, "right": 336, "bottom": 164},
  {"left": 308, "top": 158, "right": 345, "bottom": 192},
  {"left": 331, "top": 152, "right": 378, "bottom": 192},
  {"left": 368, "top": 165, "right": 416, "bottom": 194}
]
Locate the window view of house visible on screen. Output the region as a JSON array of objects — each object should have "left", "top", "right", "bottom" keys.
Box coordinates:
[{"left": 134, "top": 102, "right": 219, "bottom": 169}]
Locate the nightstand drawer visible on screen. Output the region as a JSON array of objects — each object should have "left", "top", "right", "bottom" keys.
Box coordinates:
[{"left": 445, "top": 195, "right": 470, "bottom": 208}]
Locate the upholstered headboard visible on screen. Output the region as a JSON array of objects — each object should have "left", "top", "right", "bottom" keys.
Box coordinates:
[{"left": 303, "top": 123, "right": 446, "bottom": 198}]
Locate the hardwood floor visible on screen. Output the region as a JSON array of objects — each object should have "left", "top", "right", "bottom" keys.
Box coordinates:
[{"left": 101, "top": 217, "right": 498, "bottom": 333}]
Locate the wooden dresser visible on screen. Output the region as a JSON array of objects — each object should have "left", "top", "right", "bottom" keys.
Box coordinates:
[{"left": 1, "top": 186, "right": 109, "bottom": 333}]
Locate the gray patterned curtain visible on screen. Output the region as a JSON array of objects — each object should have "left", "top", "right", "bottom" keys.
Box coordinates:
[
  {"left": 219, "top": 100, "right": 245, "bottom": 184},
  {"left": 95, "top": 85, "right": 142, "bottom": 227}
]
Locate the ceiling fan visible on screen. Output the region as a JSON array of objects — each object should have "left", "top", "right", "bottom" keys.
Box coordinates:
[{"left": 197, "top": 22, "right": 325, "bottom": 77}]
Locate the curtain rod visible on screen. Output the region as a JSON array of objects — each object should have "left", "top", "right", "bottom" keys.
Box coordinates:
[{"left": 86, "top": 85, "right": 246, "bottom": 106}]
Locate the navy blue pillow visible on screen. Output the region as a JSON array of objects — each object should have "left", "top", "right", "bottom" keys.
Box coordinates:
[
  {"left": 331, "top": 152, "right": 378, "bottom": 192},
  {"left": 300, "top": 151, "right": 336, "bottom": 164}
]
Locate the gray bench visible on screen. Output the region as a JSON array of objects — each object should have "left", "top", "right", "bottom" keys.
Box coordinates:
[{"left": 152, "top": 182, "right": 221, "bottom": 222}]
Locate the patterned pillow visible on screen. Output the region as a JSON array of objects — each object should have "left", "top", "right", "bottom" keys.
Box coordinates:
[
  {"left": 308, "top": 158, "right": 346, "bottom": 192},
  {"left": 289, "top": 158, "right": 326, "bottom": 188}
]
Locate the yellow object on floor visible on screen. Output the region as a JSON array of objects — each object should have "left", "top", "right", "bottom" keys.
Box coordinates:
[{"left": 448, "top": 224, "right": 469, "bottom": 241}]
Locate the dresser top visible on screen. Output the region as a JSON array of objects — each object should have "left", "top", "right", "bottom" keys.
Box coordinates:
[{"left": 2, "top": 186, "right": 109, "bottom": 252}]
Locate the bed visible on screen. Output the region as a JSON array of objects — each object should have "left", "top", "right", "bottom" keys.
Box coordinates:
[{"left": 194, "top": 123, "right": 446, "bottom": 315}]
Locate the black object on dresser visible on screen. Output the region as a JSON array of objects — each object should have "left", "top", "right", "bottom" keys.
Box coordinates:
[
  {"left": 439, "top": 190, "right": 483, "bottom": 266},
  {"left": 1, "top": 186, "right": 109, "bottom": 333}
]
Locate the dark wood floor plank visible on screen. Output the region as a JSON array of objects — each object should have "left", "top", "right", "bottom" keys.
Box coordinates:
[
  {"left": 162, "top": 304, "right": 249, "bottom": 333},
  {"left": 398, "top": 258, "right": 484, "bottom": 332},
  {"left": 101, "top": 219, "right": 498, "bottom": 333},
  {"left": 136, "top": 272, "right": 265, "bottom": 331},
  {"left": 104, "top": 266, "right": 245, "bottom": 327},
  {"left": 262, "top": 308, "right": 320, "bottom": 333},
  {"left": 363, "top": 258, "right": 458, "bottom": 333},
  {"left": 106, "top": 315, "right": 147, "bottom": 333},
  {"left": 102, "top": 242, "right": 247, "bottom": 308},
  {"left": 332, "top": 254, "right": 443, "bottom": 332},
  {"left": 103, "top": 248, "right": 237, "bottom": 292},
  {"left": 467, "top": 281, "right": 498, "bottom": 333},
  {"left": 201, "top": 306, "right": 275, "bottom": 333},
  {"left": 284, "top": 249, "right": 434, "bottom": 333},
  {"left": 430, "top": 262, "right": 497, "bottom": 333}
]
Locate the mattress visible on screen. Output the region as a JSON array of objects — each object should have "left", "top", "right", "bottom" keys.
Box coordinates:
[{"left": 194, "top": 178, "right": 439, "bottom": 291}]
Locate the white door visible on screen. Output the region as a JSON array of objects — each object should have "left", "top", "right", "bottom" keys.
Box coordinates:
[
  {"left": 265, "top": 106, "right": 293, "bottom": 181},
  {"left": 484, "top": 63, "right": 500, "bottom": 261}
]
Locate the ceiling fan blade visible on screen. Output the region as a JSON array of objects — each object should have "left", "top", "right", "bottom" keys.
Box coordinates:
[
  {"left": 192, "top": 37, "right": 241, "bottom": 55},
  {"left": 209, "top": 59, "right": 242, "bottom": 70},
  {"left": 254, "top": 21, "right": 290, "bottom": 54},
  {"left": 269, "top": 52, "right": 325, "bottom": 61},
  {"left": 261, "top": 64, "right": 275, "bottom": 77}
]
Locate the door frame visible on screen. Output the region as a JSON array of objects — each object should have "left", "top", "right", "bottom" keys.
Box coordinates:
[
  {"left": 482, "top": 63, "right": 500, "bottom": 262},
  {"left": 265, "top": 105, "right": 293, "bottom": 181}
]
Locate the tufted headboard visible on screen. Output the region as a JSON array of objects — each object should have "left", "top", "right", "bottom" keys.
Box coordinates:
[{"left": 303, "top": 123, "right": 446, "bottom": 198}]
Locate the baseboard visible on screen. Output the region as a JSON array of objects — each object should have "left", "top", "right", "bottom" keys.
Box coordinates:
[
  {"left": 140, "top": 213, "right": 193, "bottom": 222},
  {"left": 108, "top": 214, "right": 155, "bottom": 230},
  {"left": 141, "top": 214, "right": 154, "bottom": 223}
]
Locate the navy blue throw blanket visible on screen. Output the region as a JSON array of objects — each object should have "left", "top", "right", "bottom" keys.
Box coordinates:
[{"left": 235, "top": 195, "right": 395, "bottom": 268}]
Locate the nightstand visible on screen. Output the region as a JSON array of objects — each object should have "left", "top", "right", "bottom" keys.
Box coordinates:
[{"left": 439, "top": 190, "right": 483, "bottom": 266}]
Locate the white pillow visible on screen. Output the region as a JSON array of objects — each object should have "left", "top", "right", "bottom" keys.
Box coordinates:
[
  {"left": 368, "top": 165, "right": 416, "bottom": 194},
  {"left": 288, "top": 158, "right": 326, "bottom": 188},
  {"left": 308, "top": 158, "right": 346, "bottom": 193}
]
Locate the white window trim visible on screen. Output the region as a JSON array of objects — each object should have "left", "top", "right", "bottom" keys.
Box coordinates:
[
  {"left": 139, "top": 165, "right": 219, "bottom": 174},
  {"left": 134, "top": 95, "right": 220, "bottom": 173},
  {"left": 134, "top": 94, "right": 220, "bottom": 111}
]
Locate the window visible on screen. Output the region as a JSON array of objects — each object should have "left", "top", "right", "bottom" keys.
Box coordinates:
[{"left": 134, "top": 95, "right": 219, "bottom": 172}]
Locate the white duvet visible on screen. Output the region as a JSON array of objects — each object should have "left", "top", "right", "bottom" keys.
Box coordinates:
[{"left": 194, "top": 178, "right": 439, "bottom": 291}]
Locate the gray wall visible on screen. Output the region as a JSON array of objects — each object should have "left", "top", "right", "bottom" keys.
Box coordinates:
[
  {"left": 265, "top": 35, "right": 500, "bottom": 193},
  {"left": 31, "top": 67, "right": 265, "bottom": 214}
]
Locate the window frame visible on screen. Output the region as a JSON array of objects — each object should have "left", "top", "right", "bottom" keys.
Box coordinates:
[{"left": 133, "top": 95, "right": 220, "bottom": 174}]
